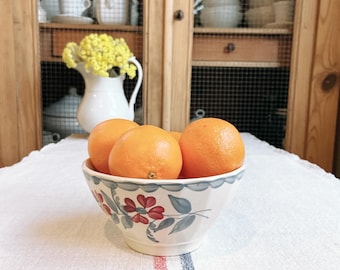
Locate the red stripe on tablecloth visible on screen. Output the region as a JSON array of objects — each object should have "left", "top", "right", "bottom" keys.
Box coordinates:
[{"left": 153, "top": 256, "right": 168, "bottom": 270}]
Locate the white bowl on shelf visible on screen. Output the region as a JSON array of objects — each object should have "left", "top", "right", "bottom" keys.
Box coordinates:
[
  {"left": 43, "top": 115, "right": 86, "bottom": 138},
  {"left": 245, "top": 6, "right": 275, "bottom": 27},
  {"left": 40, "top": 0, "right": 60, "bottom": 20},
  {"left": 95, "top": 0, "right": 129, "bottom": 25},
  {"left": 248, "top": 0, "right": 274, "bottom": 8},
  {"left": 204, "top": 0, "right": 240, "bottom": 7},
  {"left": 42, "top": 88, "right": 87, "bottom": 138},
  {"left": 201, "top": 6, "right": 242, "bottom": 28}
]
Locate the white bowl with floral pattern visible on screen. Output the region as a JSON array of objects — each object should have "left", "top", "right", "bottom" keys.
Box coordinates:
[{"left": 82, "top": 159, "right": 245, "bottom": 256}]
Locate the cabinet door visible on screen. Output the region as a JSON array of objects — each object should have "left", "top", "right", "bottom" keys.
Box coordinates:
[
  {"left": 286, "top": 0, "right": 340, "bottom": 172},
  {"left": 143, "top": 0, "right": 193, "bottom": 131},
  {"left": 0, "top": 0, "right": 42, "bottom": 167}
]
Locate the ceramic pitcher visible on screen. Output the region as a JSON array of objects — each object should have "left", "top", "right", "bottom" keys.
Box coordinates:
[{"left": 76, "top": 57, "right": 143, "bottom": 132}]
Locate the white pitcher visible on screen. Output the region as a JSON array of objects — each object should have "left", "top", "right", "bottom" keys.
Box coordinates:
[{"left": 76, "top": 57, "right": 143, "bottom": 132}]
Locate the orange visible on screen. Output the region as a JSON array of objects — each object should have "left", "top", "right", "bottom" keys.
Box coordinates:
[
  {"left": 179, "top": 118, "right": 245, "bottom": 178},
  {"left": 169, "top": 131, "right": 182, "bottom": 142},
  {"left": 88, "top": 118, "right": 139, "bottom": 174},
  {"left": 108, "top": 125, "right": 183, "bottom": 179}
]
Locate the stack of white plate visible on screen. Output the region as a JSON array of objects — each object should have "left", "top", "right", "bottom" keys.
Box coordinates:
[
  {"left": 245, "top": 0, "right": 275, "bottom": 27},
  {"left": 201, "top": 0, "right": 242, "bottom": 28}
]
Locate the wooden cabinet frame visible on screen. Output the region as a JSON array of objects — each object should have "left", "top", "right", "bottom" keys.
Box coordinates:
[{"left": 143, "top": 0, "right": 193, "bottom": 131}]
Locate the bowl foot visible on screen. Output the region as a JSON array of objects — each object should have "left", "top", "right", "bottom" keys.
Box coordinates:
[{"left": 124, "top": 237, "right": 202, "bottom": 256}]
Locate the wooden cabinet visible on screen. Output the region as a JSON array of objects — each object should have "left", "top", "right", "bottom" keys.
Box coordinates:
[
  {"left": 1, "top": 0, "right": 338, "bottom": 174},
  {"left": 39, "top": 21, "right": 292, "bottom": 132},
  {"left": 143, "top": 0, "right": 339, "bottom": 173}
]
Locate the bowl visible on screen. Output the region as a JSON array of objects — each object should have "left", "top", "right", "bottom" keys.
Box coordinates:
[
  {"left": 273, "top": 1, "right": 294, "bottom": 23},
  {"left": 42, "top": 87, "right": 87, "bottom": 138},
  {"left": 82, "top": 159, "right": 245, "bottom": 256},
  {"left": 245, "top": 6, "right": 275, "bottom": 27},
  {"left": 248, "top": 0, "right": 274, "bottom": 8},
  {"left": 204, "top": 0, "right": 241, "bottom": 7},
  {"left": 43, "top": 114, "right": 87, "bottom": 138},
  {"left": 201, "top": 6, "right": 242, "bottom": 28},
  {"left": 95, "top": 0, "right": 129, "bottom": 25}
]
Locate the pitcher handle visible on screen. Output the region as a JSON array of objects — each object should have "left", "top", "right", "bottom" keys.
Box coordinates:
[{"left": 128, "top": 57, "right": 143, "bottom": 120}]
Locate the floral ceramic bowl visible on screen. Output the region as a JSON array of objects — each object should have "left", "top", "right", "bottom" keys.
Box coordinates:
[{"left": 82, "top": 159, "right": 245, "bottom": 256}]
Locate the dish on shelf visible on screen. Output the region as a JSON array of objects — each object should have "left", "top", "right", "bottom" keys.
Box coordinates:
[
  {"left": 264, "top": 22, "right": 293, "bottom": 29},
  {"left": 245, "top": 6, "right": 275, "bottom": 28},
  {"left": 248, "top": 0, "right": 274, "bottom": 9},
  {"left": 95, "top": 0, "right": 129, "bottom": 25},
  {"left": 204, "top": 0, "right": 240, "bottom": 7},
  {"left": 42, "top": 88, "right": 87, "bottom": 138},
  {"left": 200, "top": 6, "right": 242, "bottom": 28},
  {"left": 51, "top": 15, "right": 94, "bottom": 24}
]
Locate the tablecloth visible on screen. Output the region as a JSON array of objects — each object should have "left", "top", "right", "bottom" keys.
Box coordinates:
[{"left": 0, "top": 133, "right": 339, "bottom": 270}]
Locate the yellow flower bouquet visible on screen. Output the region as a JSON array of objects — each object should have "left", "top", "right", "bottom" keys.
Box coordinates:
[{"left": 62, "top": 33, "right": 137, "bottom": 79}]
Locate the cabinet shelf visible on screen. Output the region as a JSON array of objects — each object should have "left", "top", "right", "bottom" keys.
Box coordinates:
[
  {"left": 194, "top": 27, "right": 292, "bottom": 35},
  {"left": 39, "top": 22, "right": 142, "bottom": 31}
]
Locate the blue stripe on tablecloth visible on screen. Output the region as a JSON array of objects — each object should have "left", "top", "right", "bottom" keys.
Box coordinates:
[{"left": 180, "top": 253, "right": 195, "bottom": 270}]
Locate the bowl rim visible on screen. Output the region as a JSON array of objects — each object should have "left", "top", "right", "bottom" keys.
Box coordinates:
[
  {"left": 204, "top": 0, "right": 241, "bottom": 6},
  {"left": 82, "top": 158, "right": 245, "bottom": 184},
  {"left": 202, "top": 6, "right": 241, "bottom": 11}
]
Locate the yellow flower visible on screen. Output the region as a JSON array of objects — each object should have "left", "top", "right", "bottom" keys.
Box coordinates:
[{"left": 62, "top": 33, "right": 136, "bottom": 79}]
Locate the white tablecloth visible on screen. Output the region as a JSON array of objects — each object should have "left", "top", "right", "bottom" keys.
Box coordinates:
[{"left": 0, "top": 133, "right": 339, "bottom": 270}]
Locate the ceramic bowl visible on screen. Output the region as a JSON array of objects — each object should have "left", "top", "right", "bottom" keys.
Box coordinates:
[
  {"left": 245, "top": 6, "right": 275, "bottom": 27},
  {"left": 40, "top": 0, "right": 60, "bottom": 20},
  {"left": 203, "top": 0, "right": 241, "bottom": 7},
  {"left": 248, "top": 0, "right": 274, "bottom": 8},
  {"left": 43, "top": 115, "right": 87, "bottom": 138},
  {"left": 273, "top": 1, "right": 294, "bottom": 22},
  {"left": 42, "top": 87, "right": 87, "bottom": 138},
  {"left": 82, "top": 159, "right": 245, "bottom": 256},
  {"left": 95, "top": 0, "right": 129, "bottom": 25},
  {"left": 201, "top": 6, "right": 242, "bottom": 28}
]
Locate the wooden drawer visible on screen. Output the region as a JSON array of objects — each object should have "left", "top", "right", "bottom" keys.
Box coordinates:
[{"left": 192, "top": 32, "right": 291, "bottom": 67}]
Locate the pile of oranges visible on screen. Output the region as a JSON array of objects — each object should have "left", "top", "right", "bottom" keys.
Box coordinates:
[{"left": 88, "top": 117, "right": 245, "bottom": 179}]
